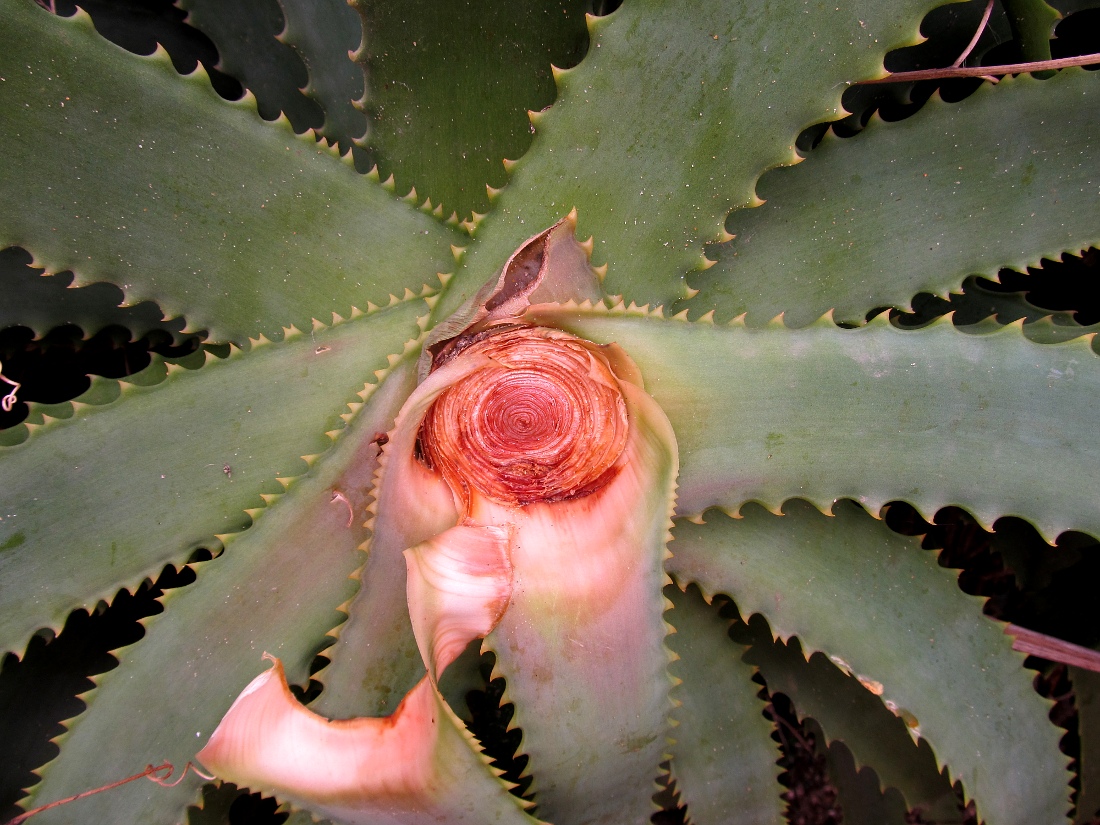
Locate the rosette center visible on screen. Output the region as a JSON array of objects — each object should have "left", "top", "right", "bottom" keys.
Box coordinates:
[{"left": 419, "top": 326, "right": 629, "bottom": 506}]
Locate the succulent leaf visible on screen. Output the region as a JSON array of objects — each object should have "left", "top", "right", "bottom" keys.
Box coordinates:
[
  {"left": 0, "top": 297, "right": 425, "bottom": 658},
  {"left": 537, "top": 306, "right": 1100, "bottom": 541},
  {"left": 0, "top": 247, "right": 187, "bottom": 341},
  {"left": 0, "top": 0, "right": 460, "bottom": 344},
  {"left": 1074, "top": 665, "right": 1100, "bottom": 823},
  {"left": 686, "top": 69, "right": 1100, "bottom": 327},
  {"left": 275, "top": 0, "right": 368, "bottom": 153},
  {"left": 667, "top": 500, "right": 1070, "bottom": 825},
  {"left": 438, "top": 0, "right": 943, "bottom": 320},
  {"left": 353, "top": 0, "right": 591, "bottom": 223},
  {"left": 24, "top": 356, "right": 418, "bottom": 824},
  {"left": 737, "top": 616, "right": 959, "bottom": 819},
  {"left": 664, "top": 583, "right": 784, "bottom": 825},
  {"left": 178, "top": 0, "right": 323, "bottom": 131},
  {"left": 197, "top": 661, "right": 538, "bottom": 825}
]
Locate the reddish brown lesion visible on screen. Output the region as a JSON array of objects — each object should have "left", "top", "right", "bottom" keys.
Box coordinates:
[{"left": 417, "top": 324, "right": 629, "bottom": 509}]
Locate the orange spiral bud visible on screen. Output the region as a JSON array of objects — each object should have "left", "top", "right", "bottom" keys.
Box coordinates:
[{"left": 418, "top": 325, "right": 629, "bottom": 507}]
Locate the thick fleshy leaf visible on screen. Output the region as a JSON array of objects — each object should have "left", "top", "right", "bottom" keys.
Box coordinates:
[
  {"left": 0, "top": 247, "right": 186, "bottom": 340},
  {"left": 178, "top": 0, "right": 322, "bottom": 130},
  {"left": 1074, "top": 665, "right": 1100, "bottom": 823},
  {"left": 685, "top": 69, "right": 1100, "bottom": 327},
  {"left": 667, "top": 500, "right": 1070, "bottom": 825},
  {"left": 534, "top": 305, "right": 1100, "bottom": 542},
  {"left": 477, "top": 337, "right": 678, "bottom": 825},
  {"left": 405, "top": 524, "right": 513, "bottom": 679},
  {"left": 1003, "top": 0, "right": 1061, "bottom": 61},
  {"left": 198, "top": 660, "right": 536, "bottom": 825},
  {"left": 311, "top": 354, "right": 469, "bottom": 719},
  {"left": 436, "top": 0, "right": 941, "bottom": 320},
  {"left": 276, "top": 0, "right": 367, "bottom": 152},
  {"left": 737, "top": 619, "right": 959, "bottom": 819},
  {"left": 353, "top": 0, "right": 591, "bottom": 222},
  {"left": 0, "top": 297, "right": 425, "bottom": 658},
  {"left": 664, "top": 583, "right": 783, "bottom": 825},
  {"left": 25, "top": 358, "right": 417, "bottom": 824},
  {"left": 0, "top": 0, "right": 461, "bottom": 344},
  {"left": 818, "top": 733, "right": 909, "bottom": 825}
]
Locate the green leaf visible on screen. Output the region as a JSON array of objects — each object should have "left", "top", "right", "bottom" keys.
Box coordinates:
[
  {"left": 436, "top": 0, "right": 941, "bottom": 320},
  {"left": 276, "top": 0, "right": 368, "bottom": 153},
  {"left": 0, "top": 247, "right": 186, "bottom": 340},
  {"left": 665, "top": 583, "right": 783, "bottom": 825},
  {"left": 25, "top": 357, "right": 418, "bottom": 825},
  {"left": 817, "top": 731, "right": 909, "bottom": 825},
  {"left": 0, "top": 0, "right": 462, "bottom": 344},
  {"left": 737, "top": 619, "right": 959, "bottom": 818},
  {"left": 534, "top": 305, "right": 1100, "bottom": 541},
  {"left": 0, "top": 297, "right": 425, "bottom": 658},
  {"left": 177, "top": 0, "right": 323, "bottom": 131},
  {"left": 685, "top": 69, "right": 1100, "bottom": 327},
  {"left": 1073, "top": 665, "right": 1100, "bottom": 823},
  {"left": 1002, "top": 0, "right": 1061, "bottom": 62},
  {"left": 355, "top": 0, "right": 591, "bottom": 222},
  {"left": 666, "top": 499, "right": 1070, "bottom": 825}
]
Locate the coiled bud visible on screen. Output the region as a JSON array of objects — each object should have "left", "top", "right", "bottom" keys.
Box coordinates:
[{"left": 418, "top": 325, "right": 629, "bottom": 506}]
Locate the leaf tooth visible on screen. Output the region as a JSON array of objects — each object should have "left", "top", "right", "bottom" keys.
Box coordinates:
[
  {"left": 380, "top": 173, "right": 396, "bottom": 193},
  {"left": 324, "top": 429, "right": 343, "bottom": 442},
  {"left": 365, "top": 165, "right": 381, "bottom": 183},
  {"left": 402, "top": 186, "right": 419, "bottom": 205},
  {"left": 311, "top": 317, "right": 327, "bottom": 333},
  {"left": 579, "top": 235, "right": 595, "bottom": 257},
  {"left": 486, "top": 183, "right": 505, "bottom": 202},
  {"left": 259, "top": 493, "right": 280, "bottom": 506},
  {"left": 283, "top": 324, "right": 305, "bottom": 340},
  {"left": 300, "top": 453, "right": 323, "bottom": 467},
  {"left": 243, "top": 507, "right": 265, "bottom": 520},
  {"left": 699, "top": 254, "right": 717, "bottom": 270},
  {"left": 697, "top": 310, "right": 716, "bottom": 325},
  {"left": 249, "top": 333, "right": 274, "bottom": 348},
  {"left": 502, "top": 157, "right": 519, "bottom": 174},
  {"left": 449, "top": 245, "right": 467, "bottom": 262},
  {"left": 432, "top": 203, "right": 444, "bottom": 218}
]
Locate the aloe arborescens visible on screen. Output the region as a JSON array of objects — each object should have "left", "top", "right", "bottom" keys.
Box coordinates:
[{"left": 4, "top": 1, "right": 1100, "bottom": 824}]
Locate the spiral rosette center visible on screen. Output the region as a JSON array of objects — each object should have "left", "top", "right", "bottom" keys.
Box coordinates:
[{"left": 419, "top": 325, "right": 629, "bottom": 506}]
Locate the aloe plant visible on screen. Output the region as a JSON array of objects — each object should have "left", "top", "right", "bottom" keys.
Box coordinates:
[{"left": 2, "top": 0, "right": 1100, "bottom": 823}]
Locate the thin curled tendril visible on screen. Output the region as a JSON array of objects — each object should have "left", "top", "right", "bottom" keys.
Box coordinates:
[{"left": 419, "top": 325, "right": 629, "bottom": 506}]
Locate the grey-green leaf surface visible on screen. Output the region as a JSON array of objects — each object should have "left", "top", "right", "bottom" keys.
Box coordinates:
[
  {"left": 738, "top": 621, "right": 959, "bottom": 818},
  {"left": 666, "top": 500, "right": 1070, "bottom": 825},
  {"left": 685, "top": 69, "right": 1100, "bottom": 327},
  {"left": 0, "top": 246, "right": 186, "bottom": 340},
  {"left": 355, "top": 0, "right": 590, "bottom": 222},
  {"left": 537, "top": 306, "right": 1100, "bottom": 542},
  {"left": 26, "top": 358, "right": 416, "bottom": 825},
  {"left": 436, "top": 0, "right": 942, "bottom": 321},
  {"left": 0, "top": 0, "right": 461, "bottom": 344},
  {"left": 178, "top": 0, "right": 322, "bottom": 130},
  {"left": 819, "top": 734, "right": 909, "bottom": 825},
  {"left": 1002, "top": 0, "right": 1061, "bottom": 62},
  {"left": 665, "top": 583, "right": 783, "bottom": 825},
  {"left": 277, "top": 0, "right": 367, "bottom": 152},
  {"left": 0, "top": 297, "right": 425, "bottom": 658},
  {"left": 1074, "top": 665, "right": 1100, "bottom": 823}
]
